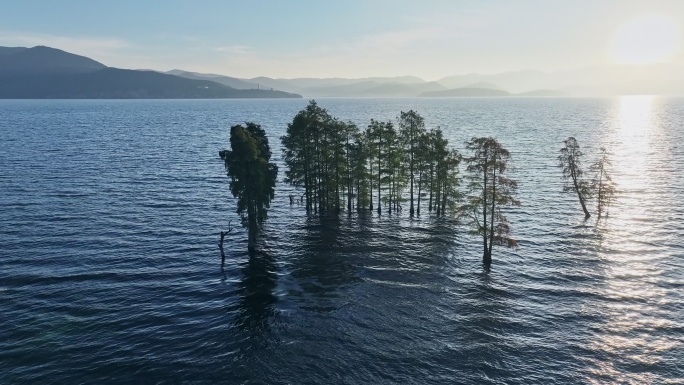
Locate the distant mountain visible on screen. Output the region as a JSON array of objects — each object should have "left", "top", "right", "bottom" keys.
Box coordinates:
[
  {"left": 166, "top": 70, "right": 260, "bottom": 90},
  {"left": 516, "top": 89, "right": 565, "bottom": 97},
  {"left": 421, "top": 87, "right": 511, "bottom": 97},
  {"left": 0, "top": 47, "right": 28, "bottom": 56},
  {"left": 245, "top": 76, "right": 429, "bottom": 96},
  {"left": 298, "top": 80, "right": 446, "bottom": 97},
  {"left": 436, "top": 65, "right": 684, "bottom": 96},
  {"left": 0, "top": 46, "right": 106, "bottom": 74},
  {"left": 249, "top": 77, "right": 301, "bottom": 94},
  {"left": 356, "top": 81, "right": 445, "bottom": 97},
  {"left": 464, "top": 81, "right": 504, "bottom": 90},
  {"left": 437, "top": 70, "right": 553, "bottom": 93},
  {"left": 276, "top": 75, "right": 424, "bottom": 89},
  {"left": 0, "top": 46, "right": 301, "bottom": 99}
]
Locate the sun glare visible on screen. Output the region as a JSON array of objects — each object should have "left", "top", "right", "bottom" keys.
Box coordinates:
[{"left": 610, "top": 15, "right": 680, "bottom": 65}]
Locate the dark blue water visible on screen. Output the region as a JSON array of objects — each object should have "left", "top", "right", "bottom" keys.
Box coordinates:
[{"left": 1, "top": 98, "right": 682, "bottom": 384}]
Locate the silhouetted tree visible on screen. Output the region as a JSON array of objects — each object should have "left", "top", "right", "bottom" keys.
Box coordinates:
[
  {"left": 438, "top": 149, "right": 463, "bottom": 216},
  {"left": 220, "top": 122, "right": 278, "bottom": 253},
  {"left": 463, "top": 137, "right": 519, "bottom": 267},
  {"left": 429, "top": 129, "right": 450, "bottom": 215},
  {"left": 349, "top": 130, "right": 370, "bottom": 211},
  {"left": 281, "top": 100, "right": 332, "bottom": 213},
  {"left": 399, "top": 110, "right": 426, "bottom": 217},
  {"left": 415, "top": 132, "right": 431, "bottom": 215},
  {"left": 559, "top": 137, "right": 591, "bottom": 219},
  {"left": 590, "top": 146, "right": 617, "bottom": 217},
  {"left": 367, "top": 119, "right": 395, "bottom": 214}
]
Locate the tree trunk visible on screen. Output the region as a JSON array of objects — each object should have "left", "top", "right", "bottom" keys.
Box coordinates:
[
  {"left": 377, "top": 159, "right": 382, "bottom": 215},
  {"left": 304, "top": 169, "right": 311, "bottom": 212},
  {"left": 369, "top": 162, "right": 374, "bottom": 211},
  {"left": 428, "top": 165, "right": 434, "bottom": 212},
  {"left": 570, "top": 161, "right": 590, "bottom": 219},
  {"left": 409, "top": 152, "right": 414, "bottom": 217},
  {"left": 482, "top": 163, "right": 488, "bottom": 264},
  {"left": 574, "top": 178, "right": 591, "bottom": 219},
  {"left": 442, "top": 177, "right": 447, "bottom": 215},
  {"left": 248, "top": 200, "right": 257, "bottom": 254},
  {"left": 417, "top": 169, "right": 422, "bottom": 216},
  {"left": 219, "top": 231, "right": 227, "bottom": 267},
  {"left": 488, "top": 166, "right": 496, "bottom": 257},
  {"left": 597, "top": 168, "right": 604, "bottom": 217},
  {"left": 483, "top": 249, "right": 492, "bottom": 267}
]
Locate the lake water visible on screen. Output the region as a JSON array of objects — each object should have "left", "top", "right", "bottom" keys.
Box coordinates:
[{"left": 1, "top": 98, "right": 682, "bottom": 384}]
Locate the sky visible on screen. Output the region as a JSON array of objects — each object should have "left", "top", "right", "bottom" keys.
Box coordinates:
[{"left": 1, "top": 0, "right": 683, "bottom": 80}]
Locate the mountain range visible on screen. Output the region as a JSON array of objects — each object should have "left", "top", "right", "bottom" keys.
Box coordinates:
[
  {"left": 1, "top": 45, "right": 682, "bottom": 99},
  {"left": 168, "top": 66, "right": 684, "bottom": 97},
  {"left": 0, "top": 46, "right": 300, "bottom": 99}
]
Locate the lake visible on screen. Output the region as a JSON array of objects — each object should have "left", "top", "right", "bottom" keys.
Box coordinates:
[{"left": 1, "top": 97, "right": 682, "bottom": 384}]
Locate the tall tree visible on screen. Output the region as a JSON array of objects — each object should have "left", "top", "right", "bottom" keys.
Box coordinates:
[
  {"left": 219, "top": 122, "right": 278, "bottom": 253},
  {"left": 429, "top": 129, "right": 449, "bottom": 216},
  {"left": 399, "top": 110, "right": 426, "bottom": 217},
  {"left": 438, "top": 149, "right": 462, "bottom": 216},
  {"left": 463, "top": 137, "right": 519, "bottom": 267},
  {"left": 589, "top": 147, "right": 617, "bottom": 218},
  {"left": 384, "top": 126, "right": 406, "bottom": 214},
  {"left": 367, "top": 119, "right": 394, "bottom": 214},
  {"left": 559, "top": 137, "right": 591, "bottom": 219},
  {"left": 281, "top": 100, "right": 331, "bottom": 213},
  {"left": 415, "top": 132, "right": 431, "bottom": 215}
]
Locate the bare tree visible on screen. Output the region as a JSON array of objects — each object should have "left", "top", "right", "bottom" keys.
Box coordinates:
[
  {"left": 559, "top": 137, "right": 591, "bottom": 219},
  {"left": 590, "top": 147, "right": 617, "bottom": 218}
]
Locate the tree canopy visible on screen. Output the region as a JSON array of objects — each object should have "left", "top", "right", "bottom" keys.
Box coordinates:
[
  {"left": 220, "top": 122, "right": 278, "bottom": 253},
  {"left": 559, "top": 137, "right": 592, "bottom": 218},
  {"left": 463, "top": 137, "right": 519, "bottom": 267}
]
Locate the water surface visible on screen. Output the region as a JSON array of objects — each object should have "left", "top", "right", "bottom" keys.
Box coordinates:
[{"left": 1, "top": 98, "right": 682, "bottom": 384}]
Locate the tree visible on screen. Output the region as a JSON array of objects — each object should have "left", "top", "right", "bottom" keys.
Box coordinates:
[
  {"left": 463, "top": 137, "right": 519, "bottom": 267},
  {"left": 281, "top": 100, "right": 332, "bottom": 213},
  {"left": 559, "top": 137, "right": 591, "bottom": 218},
  {"left": 399, "top": 110, "right": 426, "bottom": 217},
  {"left": 219, "top": 122, "right": 278, "bottom": 253},
  {"left": 590, "top": 147, "right": 616, "bottom": 217},
  {"left": 438, "top": 149, "right": 462, "bottom": 216},
  {"left": 367, "top": 119, "right": 395, "bottom": 214},
  {"left": 427, "top": 129, "right": 449, "bottom": 215}
]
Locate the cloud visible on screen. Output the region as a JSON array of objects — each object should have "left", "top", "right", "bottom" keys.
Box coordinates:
[{"left": 214, "top": 45, "right": 254, "bottom": 55}]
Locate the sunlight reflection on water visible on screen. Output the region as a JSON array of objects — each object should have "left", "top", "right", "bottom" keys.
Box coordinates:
[
  {"left": 585, "top": 95, "right": 680, "bottom": 384},
  {"left": 1, "top": 98, "right": 682, "bottom": 384}
]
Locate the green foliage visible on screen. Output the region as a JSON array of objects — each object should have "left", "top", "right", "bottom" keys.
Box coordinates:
[
  {"left": 463, "top": 137, "right": 519, "bottom": 265},
  {"left": 219, "top": 122, "right": 277, "bottom": 251},
  {"left": 399, "top": 110, "right": 426, "bottom": 216},
  {"left": 281, "top": 100, "right": 464, "bottom": 219},
  {"left": 366, "top": 119, "right": 397, "bottom": 214}
]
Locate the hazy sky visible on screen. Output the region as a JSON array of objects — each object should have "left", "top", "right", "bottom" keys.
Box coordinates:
[{"left": 1, "top": 0, "right": 683, "bottom": 80}]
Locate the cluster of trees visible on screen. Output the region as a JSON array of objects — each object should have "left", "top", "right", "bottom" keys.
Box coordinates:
[
  {"left": 559, "top": 137, "right": 616, "bottom": 219},
  {"left": 218, "top": 103, "right": 617, "bottom": 267},
  {"left": 281, "top": 101, "right": 518, "bottom": 266},
  {"left": 281, "top": 101, "right": 463, "bottom": 218}
]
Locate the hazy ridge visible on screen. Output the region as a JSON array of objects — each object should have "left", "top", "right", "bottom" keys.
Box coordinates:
[
  {"left": 2, "top": 45, "right": 683, "bottom": 98},
  {"left": 0, "top": 46, "right": 301, "bottom": 99}
]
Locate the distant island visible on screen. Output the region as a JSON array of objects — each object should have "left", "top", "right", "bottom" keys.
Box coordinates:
[
  {"left": 420, "top": 87, "right": 565, "bottom": 97},
  {"left": 0, "top": 46, "right": 301, "bottom": 99},
  {"left": 167, "top": 70, "right": 566, "bottom": 98}
]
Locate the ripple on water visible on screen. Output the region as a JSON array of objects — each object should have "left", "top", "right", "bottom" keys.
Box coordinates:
[{"left": 0, "top": 98, "right": 682, "bottom": 384}]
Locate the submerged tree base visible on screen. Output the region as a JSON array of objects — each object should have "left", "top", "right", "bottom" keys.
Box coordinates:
[{"left": 483, "top": 251, "right": 492, "bottom": 267}]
